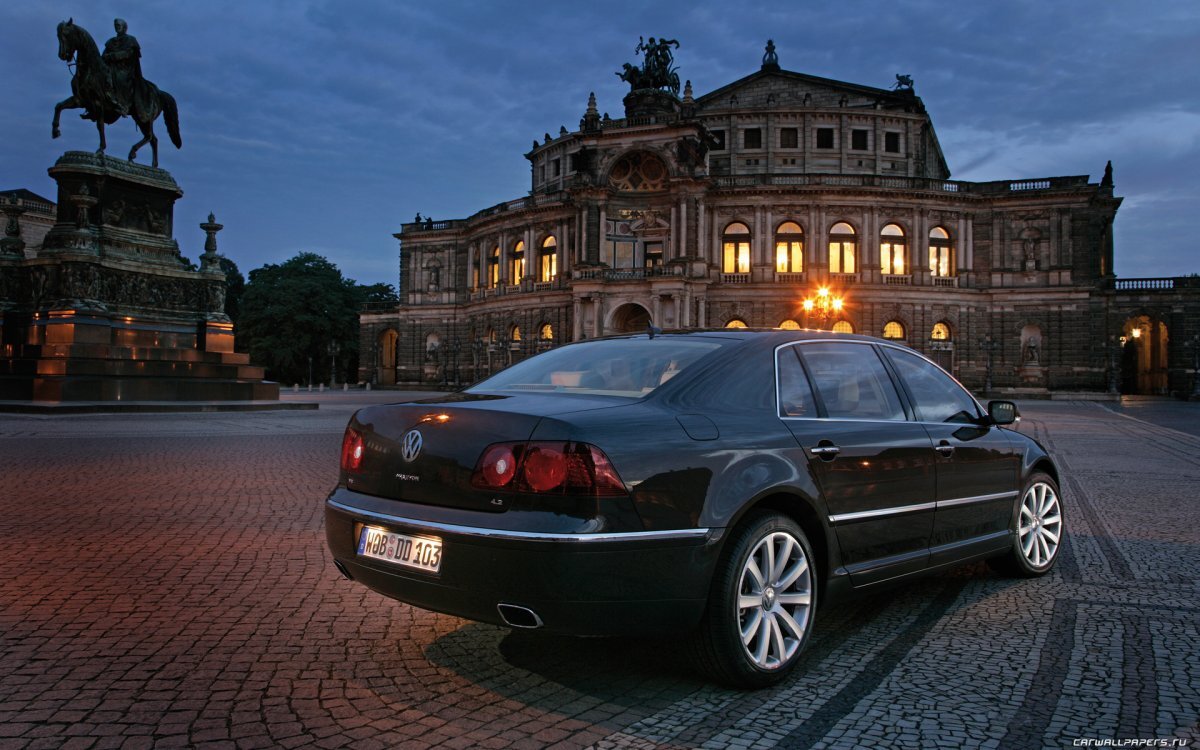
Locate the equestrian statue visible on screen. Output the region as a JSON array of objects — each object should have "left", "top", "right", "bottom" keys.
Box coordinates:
[{"left": 52, "top": 18, "right": 182, "bottom": 168}]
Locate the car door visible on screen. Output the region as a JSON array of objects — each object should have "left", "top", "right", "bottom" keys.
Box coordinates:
[
  {"left": 778, "top": 341, "right": 936, "bottom": 586},
  {"left": 881, "top": 345, "right": 1020, "bottom": 565}
]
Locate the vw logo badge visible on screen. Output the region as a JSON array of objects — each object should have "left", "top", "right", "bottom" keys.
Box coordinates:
[{"left": 401, "top": 429, "right": 423, "bottom": 463}]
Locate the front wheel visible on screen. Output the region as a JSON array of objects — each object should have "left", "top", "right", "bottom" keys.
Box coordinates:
[
  {"left": 988, "top": 472, "right": 1065, "bottom": 577},
  {"left": 692, "top": 511, "right": 817, "bottom": 688}
]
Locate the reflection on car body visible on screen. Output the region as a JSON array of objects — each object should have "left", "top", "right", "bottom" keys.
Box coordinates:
[{"left": 325, "top": 329, "right": 1064, "bottom": 687}]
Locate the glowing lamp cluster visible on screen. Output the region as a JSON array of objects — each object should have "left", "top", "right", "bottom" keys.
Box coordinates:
[{"left": 801, "top": 287, "right": 845, "bottom": 323}]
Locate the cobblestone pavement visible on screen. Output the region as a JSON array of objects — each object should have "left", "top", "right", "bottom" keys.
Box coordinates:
[{"left": 0, "top": 398, "right": 1197, "bottom": 749}]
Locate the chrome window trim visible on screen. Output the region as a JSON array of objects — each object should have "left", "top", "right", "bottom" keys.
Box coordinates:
[
  {"left": 328, "top": 499, "right": 711, "bottom": 543},
  {"left": 827, "top": 491, "right": 1018, "bottom": 524}
]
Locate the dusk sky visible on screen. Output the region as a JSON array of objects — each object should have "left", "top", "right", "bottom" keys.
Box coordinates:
[{"left": 3, "top": 1, "right": 1198, "bottom": 287}]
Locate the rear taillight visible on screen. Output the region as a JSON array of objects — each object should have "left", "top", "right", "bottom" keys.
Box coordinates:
[
  {"left": 471, "top": 441, "right": 626, "bottom": 496},
  {"left": 341, "top": 427, "right": 364, "bottom": 472}
]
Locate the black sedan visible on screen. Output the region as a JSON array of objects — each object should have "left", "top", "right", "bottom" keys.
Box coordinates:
[{"left": 325, "top": 330, "right": 1064, "bottom": 688}]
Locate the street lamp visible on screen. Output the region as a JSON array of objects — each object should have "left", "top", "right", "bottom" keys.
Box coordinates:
[
  {"left": 978, "top": 335, "right": 997, "bottom": 394},
  {"left": 801, "top": 286, "right": 845, "bottom": 326}
]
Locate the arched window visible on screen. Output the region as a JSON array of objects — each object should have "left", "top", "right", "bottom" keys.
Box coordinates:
[
  {"left": 880, "top": 223, "right": 906, "bottom": 275},
  {"left": 608, "top": 151, "right": 668, "bottom": 192},
  {"left": 883, "top": 321, "right": 906, "bottom": 340},
  {"left": 832, "top": 320, "right": 854, "bottom": 334},
  {"left": 510, "top": 325, "right": 522, "bottom": 342},
  {"left": 510, "top": 240, "right": 526, "bottom": 283},
  {"left": 775, "top": 221, "right": 804, "bottom": 273},
  {"left": 829, "top": 222, "right": 857, "bottom": 274},
  {"left": 425, "top": 332, "right": 441, "bottom": 353},
  {"left": 931, "top": 322, "right": 951, "bottom": 341},
  {"left": 725, "top": 318, "right": 748, "bottom": 329},
  {"left": 779, "top": 319, "right": 801, "bottom": 330},
  {"left": 539, "top": 323, "right": 554, "bottom": 340},
  {"left": 488, "top": 246, "right": 500, "bottom": 288},
  {"left": 539, "top": 236, "right": 557, "bottom": 282},
  {"left": 929, "top": 227, "right": 953, "bottom": 277},
  {"left": 722, "top": 222, "right": 751, "bottom": 274},
  {"left": 486, "top": 328, "right": 497, "bottom": 343}
]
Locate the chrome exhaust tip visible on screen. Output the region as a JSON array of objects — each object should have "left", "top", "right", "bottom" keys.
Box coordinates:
[{"left": 496, "top": 603, "right": 543, "bottom": 629}]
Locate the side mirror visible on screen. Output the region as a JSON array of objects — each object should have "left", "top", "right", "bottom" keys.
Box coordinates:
[{"left": 987, "top": 400, "right": 1019, "bottom": 426}]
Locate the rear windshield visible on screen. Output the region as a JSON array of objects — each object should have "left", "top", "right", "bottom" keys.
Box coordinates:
[{"left": 467, "top": 337, "right": 725, "bottom": 398}]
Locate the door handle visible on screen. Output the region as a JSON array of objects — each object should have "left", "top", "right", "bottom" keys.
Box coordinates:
[
  {"left": 809, "top": 442, "right": 840, "bottom": 460},
  {"left": 935, "top": 440, "right": 955, "bottom": 457}
]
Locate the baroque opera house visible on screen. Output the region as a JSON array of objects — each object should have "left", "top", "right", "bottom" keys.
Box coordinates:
[{"left": 361, "top": 41, "right": 1199, "bottom": 397}]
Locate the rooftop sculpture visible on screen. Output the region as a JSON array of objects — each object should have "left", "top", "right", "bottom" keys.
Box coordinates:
[{"left": 51, "top": 18, "right": 182, "bottom": 167}]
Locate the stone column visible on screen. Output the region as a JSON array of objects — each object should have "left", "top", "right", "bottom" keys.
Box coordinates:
[
  {"left": 669, "top": 204, "right": 678, "bottom": 260},
  {"left": 679, "top": 198, "right": 688, "bottom": 258},
  {"left": 698, "top": 297, "right": 707, "bottom": 327},
  {"left": 593, "top": 296, "right": 603, "bottom": 337},
  {"left": 697, "top": 199, "right": 706, "bottom": 263},
  {"left": 597, "top": 206, "right": 607, "bottom": 265},
  {"left": 498, "top": 233, "right": 509, "bottom": 285},
  {"left": 572, "top": 297, "right": 582, "bottom": 340}
]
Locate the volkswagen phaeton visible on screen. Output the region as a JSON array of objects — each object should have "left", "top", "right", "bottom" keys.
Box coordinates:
[{"left": 324, "top": 330, "right": 1064, "bottom": 687}]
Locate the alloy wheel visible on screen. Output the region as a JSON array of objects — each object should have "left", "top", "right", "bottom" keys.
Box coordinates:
[
  {"left": 736, "top": 530, "right": 813, "bottom": 670},
  {"left": 1019, "top": 481, "right": 1062, "bottom": 568}
]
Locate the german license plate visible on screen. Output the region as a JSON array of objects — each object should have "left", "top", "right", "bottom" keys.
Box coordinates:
[{"left": 356, "top": 526, "right": 442, "bottom": 574}]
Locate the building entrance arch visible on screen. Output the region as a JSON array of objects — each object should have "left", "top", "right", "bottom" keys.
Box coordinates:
[
  {"left": 378, "top": 329, "right": 398, "bottom": 385},
  {"left": 610, "top": 302, "right": 651, "bottom": 333},
  {"left": 1121, "top": 315, "right": 1168, "bottom": 394}
]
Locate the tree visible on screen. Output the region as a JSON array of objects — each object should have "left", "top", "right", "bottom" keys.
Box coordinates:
[
  {"left": 238, "top": 253, "right": 361, "bottom": 385},
  {"left": 218, "top": 255, "right": 245, "bottom": 324}
]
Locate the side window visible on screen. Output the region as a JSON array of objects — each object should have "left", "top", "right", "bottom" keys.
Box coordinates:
[
  {"left": 884, "top": 347, "right": 980, "bottom": 424},
  {"left": 776, "top": 346, "right": 816, "bottom": 417},
  {"left": 799, "top": 343, "right": 905, "bottom": 421}
]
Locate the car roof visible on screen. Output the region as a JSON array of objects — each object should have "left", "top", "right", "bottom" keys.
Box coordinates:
[{"left": 589, "top": 328, "right": 890, "bottom": 346}]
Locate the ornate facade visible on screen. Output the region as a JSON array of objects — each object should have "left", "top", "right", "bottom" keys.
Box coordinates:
[{"left": 362, "top": 43, "right": 1200, "bottom": 397}]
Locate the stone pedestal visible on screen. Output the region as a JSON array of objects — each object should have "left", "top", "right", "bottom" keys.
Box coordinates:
[{"left": 0, "top": 152, "right": 278, "bottom": 402}]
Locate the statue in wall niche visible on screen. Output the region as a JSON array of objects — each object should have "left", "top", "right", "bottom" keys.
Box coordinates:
[
  {"left": 1023, "top": 236, "right": 1038, "bottom": 269},
  {"left": 1023, "top": 335, "right": 1041, "bottom": 364}
]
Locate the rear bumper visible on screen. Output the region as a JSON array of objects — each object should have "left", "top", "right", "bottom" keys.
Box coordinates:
[{"left": 325, "top": 491, "right": 721, "bottom": 636}]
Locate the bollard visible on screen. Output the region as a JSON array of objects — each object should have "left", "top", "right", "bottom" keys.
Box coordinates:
[
  {"left": 308, "top": 383, "right": 312, "bottom": 392},
  {"left": 292, "top": 383, "right": 298, "bottom": 393},
  {"left": 366, "top": 383, "right": 371, "bottom": 391},
  {"left": 343, "top": 383, "right": 348, "bottom": 392},
  {"left": 319, "top": 383, "right": 325, "bottom": 393}
]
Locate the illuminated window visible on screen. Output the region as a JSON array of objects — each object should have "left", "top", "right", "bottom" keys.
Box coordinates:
[
  {"left": 540, "top": 323, "right": 553, "bottom": 340},
  {"left": 883, "top": 321, "right": 906, "bottom": 340},
  {"left": 726, "top": 319, "right": 748, "bottom": 329},
  {"left": 511, "top": 325, "right": 522, "bottom": 342},
  {"left": 832, "top": 320, "right": 854, "bottom": 334},
  {"left": 779, "top": 319, "right": 801, "bottom": 330},
  {"left": 539, "top": 236, "right": 557, "bottom": 282},
  {"left": 880, "top": 223, "right": 906, "bottom": 275},
  {"left": 774, "top": 221, "right": 804, "bottom": 273},
  {"left": 722, "top": 222, "right": 751, "bottom": 274},
  {"left": 931, "top": 322, "right": 951, "bottom": 341},
  {"left": 829, "top": 222, "right": 857, "bottom": 274},
  {"left": 488, "top": 246, "right": 500, "bottom": 288},
  {"left": 510, "top": 240, "right": 525, "bottom": 283},
  {"left": 929, "top": 227, "right": 954, "bottom": 277}
]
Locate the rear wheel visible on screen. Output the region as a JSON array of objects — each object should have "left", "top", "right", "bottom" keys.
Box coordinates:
[
  {"left": 692, "top": 511, "right": 817, "bottom": 688},
  {"left": 988, "top": 472, "right": 1064, "bottom": 577}
]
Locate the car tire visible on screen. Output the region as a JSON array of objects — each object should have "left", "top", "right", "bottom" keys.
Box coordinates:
[
  {"left": 691, "top": 510, "right": 817, "bottom": 689},
  {"left": 988, "top": 471, "right": 1065, "bottom": 577}
]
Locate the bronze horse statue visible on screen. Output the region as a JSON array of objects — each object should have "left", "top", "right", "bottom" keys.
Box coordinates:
[{"left": 52, "top": 19, "right": 181, "bottom": 167}]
